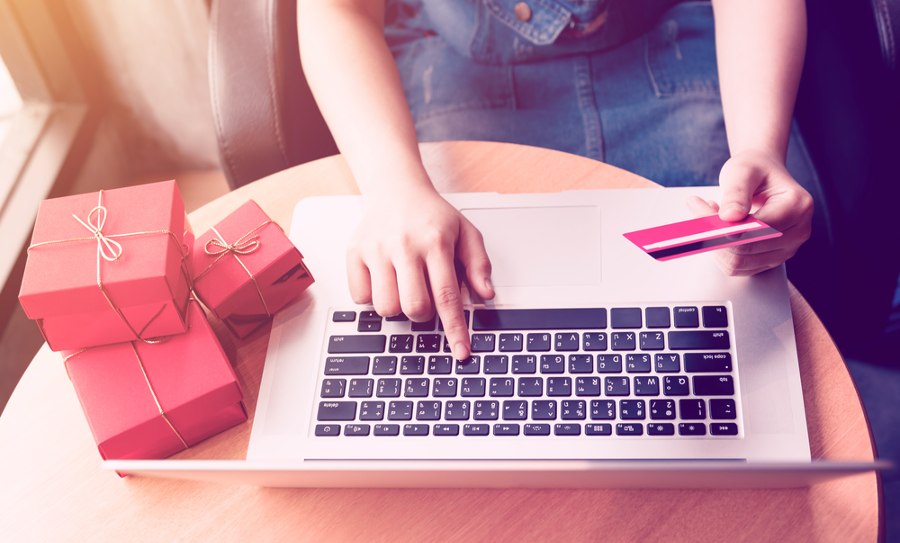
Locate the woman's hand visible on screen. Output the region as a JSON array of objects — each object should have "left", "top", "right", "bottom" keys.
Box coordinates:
[
  {"left": 347, "top": 185, "right": 495, "bottom": 360},
  {"left": 689, "top": 149, "right": 813, "bottom": 276}
]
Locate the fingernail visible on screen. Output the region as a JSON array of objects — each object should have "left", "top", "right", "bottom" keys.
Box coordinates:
[{"left": 484, "top": 277, "right": 493, "bottom": 293}]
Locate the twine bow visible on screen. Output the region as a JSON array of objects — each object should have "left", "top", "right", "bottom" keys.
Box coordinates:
[
  {"left": 72, "top": 205, "right": 124, "bottom": 262},
  {"left": 203, "top": 233, "right": 261, "bottom": 257}
]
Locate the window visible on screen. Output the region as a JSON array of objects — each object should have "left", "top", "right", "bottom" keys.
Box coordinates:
[{"left": 0, "top": 58, "right": 22, "bottom": 146}]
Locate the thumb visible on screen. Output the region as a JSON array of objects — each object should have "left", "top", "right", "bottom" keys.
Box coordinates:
[
  {"left": 717, "top": 159, "right": 765, "bottom": 222},
  {"left": 686, "top": 195, "right": 719, "bottom": 218},
  {"left": 457, "top": 219, "right": 494, "bottom": 300}
]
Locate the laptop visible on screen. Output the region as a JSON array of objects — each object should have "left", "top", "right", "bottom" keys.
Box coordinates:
[{"left": 107, "top": 187, "right": 889, "bottom": 486}]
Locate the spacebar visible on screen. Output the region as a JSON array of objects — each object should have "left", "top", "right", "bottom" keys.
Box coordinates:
[{"left": 473, "top": 308, "right": 608, "bottom": 331}]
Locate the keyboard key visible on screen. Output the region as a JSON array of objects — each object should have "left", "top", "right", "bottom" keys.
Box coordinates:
[
  {"left": 582, "top": 332, "right": 608, "bottom": 351},
  {"left": 332, "top": 311, "right": 356, "bottom": 322},
  {"left": 702, "top": 306, "right": 729, "bottom": 328},
  {"left": 455, "top": 356, "right": 481, "bottom": 375},
  {"left": 446, "top": 400, "right": 471, "bottom": 420},
  {"left": 387, "top": 401, "right": 413, "bottom": 420},
  {"left": 611, "top": 332, "right": 636, "bottom": 351},
  {"left": 360, "top": 310, "right": 380, "bottom": 320},
  {"left": 502, "top": 400, "right": 528, "bottom": 420},
  {"left": 596, "top": 354, "right": 623, "bottom": 373},
  {"left": 619, "top": 399, "right": 645, "bottom": 420},
  {"left": 512, "top": 355, "right": 537, "bottom": 374},
  {"left": 411, "top": 316, "right": 436, "bottom": 331},
  {"left": 560, "top": 400, "right": 587, "bottom": 420},
  {"left": 324, "top": 356, "right": 370, "bottom": 375},
  {"left": 524, "top": 424, "right": 551, "bottom": 436},
  {"left": 616, "top": 423, "right": 643, "bottom": 436},
  {"left": 473, "top": 308, "right": 607, "bottom": 331},
  {"left": 437, "top": 310, "right": 469, "bottom": 331},
  {"left": 484, "top": 355, "right": 509, "bottom": 374},
  {"left": 649, "top": 399, "right": 676, "bottom": 420},
  {"left": 639, "top": 331, "right": 665, "bottom": 351},
  {"left": 461, "top": 377, "right": 486, "bottom": 397},
  {"left": 328, "top": 335, "right": 387, "bottom": 354},
  {"left": 634, "top": 376, "right": 660, "bottom": 396},
  {"left": 684, "top": 353, "right": 732, "bottom": 373},
  {"left": 359, "top": 401, "right": 385, "bottom": 420},
  {"left": 648, "top": 423, "right": 675, "bottom": 436},
  {"left": 416, "top": 334, "right": 442, "bottom": 353},
  {"left": 498, "top": 333, "right": 524, "bottom": 352},
  {"left": 321, "top": 379, "right": 346, "bottom": 398},
  {"left": 568, "top": 354, "right": 593, "bottom": 373},
  {"left": 518, "top": 377, "right": 543, "bottom": 397},
  {"left": 471, "top": 333, "right": 496, "bottom": 353},
  {"left": 433, "top": 377, "right": 458, "bottom": 397},
  {"left": 404, "top": 424, "right": 429, "bottom": 436},
  {"left": 610, "top": 308, "right": 642, "bottom": 329},
  {"left": 527, "top": 333, "right": 551, "bottom": 352},
  {"left": 374, "top": 424, "right": 400, "bottom": 436},
  {"left": 547, "top": 377, "right": 572, "bottom": 397},
  {"left": 673, "top": 306, "right": 700, "bottom": 328},
  {"left": 645, "top": 307, "right": 671, "bottom": 328},
  {"left": 315, "top": 424, "right": 340, "bottom": 436},
  {"left": 386, "top": 313, "right": 408, "bottom": 322},
  {"left": 663, "top": 375, "right": 690, "bottom": 396},
  {"left": 693, "top": 375, "right": 735, "bottom": 396},
  {"left": 679, "top": 399, "right": 707, "bottom": 420},
  {"left": 357, "top": 320, "right": 382, "bottom": 332},
  {"left": 404, "top": 378, "right": 429, "bottom": 397},
  {"left": 400, "top": 356, "right": 425, "bottom": 375},
  {"left": 654, "top": 353, "right": 680, "bottom": 373},
  {"left": 473, "top": 400, "right": 498, "bottom": 420},
  {"left": 373, "top": 356, "right": 397, "bottom": 375},
  {"left": 710, "top": 423, "right": 739, "bottom": 436},
  {"left": 604, "top": 376, "right": 630, "bottom": 396},
  {"left": 463, "top": 424, "right": 490, "bottom": 436},
  {"left": 317, "top": 401, "right": 356, "bottom": 421},
  {"left": 555, "top": 423, "right": 581, "bottom": 436},
  {"left": 575, "top": 376, "right": 601, "bottom": 397},
  {"left": 668, "top": 330, "right": 730, "bottom": 350},
  {"left": 427, "top": 356, "right": 453, "bottom": 375},
  {"left": 626, "top": 353, "right": 651, "bottom": 373},
  {"left": 540, "top": 354, "right": 565, "bottom": 374},
  {"left": 591, "top": 400, "right": 616, "bottom": 420},
  {"left": 678, "top": 422, "right": 707, "bottom": 436},
  {"left": 710, "top": 399, "right": 737, "bottom": 420},
  {"left": 344, "top": 424, "right": 370, "bottom": 436},
  {"left": 555, "top": 332, "right": 580, "bottom": 351},
  {"left": 585, "top": 423, "right": 612, "bottom": 436},
  {"left": 434, "top": 424, "right": 460, "bottom": 436},
  {"left": 348, "top": 378, "right": 374, "bottom": 398},
  {"left": 389, "top": 334, "right": 413, "bottom": 353},
  {"left": 416, "top": 400, "right": 442, "bottom": 420},
  {"left": 376, "top": 378, "right": 401, "bottom": 397},
  {"left": 490, "top": 377, "right": 515, "bottom": 397},
  {"left": 494, "top": 423, "right": 520, "bottom": 436},
  {"left": 532, "top": 400, "right": 557, "bottom": 420}
]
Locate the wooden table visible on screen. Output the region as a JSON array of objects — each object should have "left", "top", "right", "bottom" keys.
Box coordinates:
[{"left": 0, "top": 142, "right": 880, "bottom": 542}]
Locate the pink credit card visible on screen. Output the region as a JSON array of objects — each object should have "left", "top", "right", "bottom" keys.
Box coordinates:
[{"left": 623, "top": 215, "right": 782, "bottom": 261}]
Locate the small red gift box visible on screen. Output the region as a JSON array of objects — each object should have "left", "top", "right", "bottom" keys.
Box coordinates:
[
  {"left": 63, "top": 301, "right": 247, "bottom": 460},
  {"left": 191, "top": 200, "right": 314, "bottom": 338},
  {"left": 19, "top": 180, "right": 194, "bottom": 351}
]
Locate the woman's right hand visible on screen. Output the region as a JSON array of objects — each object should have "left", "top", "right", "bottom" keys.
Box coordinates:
[{"left": 347, "top": 185, "right": 495, "bottom": 360}]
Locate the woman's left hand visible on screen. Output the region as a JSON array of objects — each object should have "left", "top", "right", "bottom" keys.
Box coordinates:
[{"left": 688, "top": 149, "right": 814, "bottom": 276}]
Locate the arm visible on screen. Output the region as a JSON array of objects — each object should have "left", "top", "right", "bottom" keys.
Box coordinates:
[
  {"left": 297, "top": 0, "right": 493, "bottom": 358},
  {"left": 695, "top": 0, "right": 813, "bottom": 275}
]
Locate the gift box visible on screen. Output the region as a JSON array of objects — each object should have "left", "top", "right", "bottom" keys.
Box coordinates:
[
  {"left": 19, "top": 180, "right": 194, "bottom": 351},
  {"left": 191, "top": 200, "right": 314, "bottom": 338},
  {"left": 63, "top": 301, "right": 247, "bottom": 460}
]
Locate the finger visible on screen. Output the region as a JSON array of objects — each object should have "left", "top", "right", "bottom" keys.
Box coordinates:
[
  {"left": 718, "top": 160, "right": 765, "bottom": 222},
  {"left": 715, "top": 247, "right": 793, "bottom": 276},
  {"left": 686, "top": 196, "right": 720, "bottom": 218},
  {"left": 346, "top": 252, "right": 372, "bottom": 304},
  {"left": 395, "top": 257, "right": 433, "bottom": 321},
  {"left": 457, "top": 220, "right": 494, "bottom": 300},
  {"left": 368, "top": 258, "right": 401, "bottom": 317},
  {"left": 750, "top": 180, "right": 814, "bottom": 234},
  {"left": 425, "top": 250, "right": 469, "bottom": 360}
]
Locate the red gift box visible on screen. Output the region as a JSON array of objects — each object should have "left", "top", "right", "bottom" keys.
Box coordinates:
[
  {"left": 63, "top": 301, "right": 247, "bottom": 460},
  {"left": 191, "top": 200, "right": 314, "bottom": 338},
  {"left": 19, "top": 180, "right": 194, "bottom": 351}
]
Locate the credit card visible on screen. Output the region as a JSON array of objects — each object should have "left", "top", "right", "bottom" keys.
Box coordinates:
[{"left": 623, "top": 215, "right": 782, "bottom": 261}]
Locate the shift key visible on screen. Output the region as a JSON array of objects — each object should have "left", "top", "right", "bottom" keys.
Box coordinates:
[
  {"left": 668, "top": 331, "right": 730, "bottom": 350},
  {"left": 328, "top": 335, "right": 387, "bottom": 354}
]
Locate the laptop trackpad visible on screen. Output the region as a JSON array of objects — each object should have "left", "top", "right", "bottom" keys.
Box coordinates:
[{"left": 462, "top": 206, "right": 602, "bottom": 287}]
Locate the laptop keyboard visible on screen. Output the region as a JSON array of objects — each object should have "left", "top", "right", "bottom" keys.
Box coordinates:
[{"left": 314, "top": 305, "right": 742, "bottom": 439}]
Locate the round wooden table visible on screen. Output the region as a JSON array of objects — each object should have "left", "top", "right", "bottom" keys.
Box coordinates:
[{"left": 0, "top": 142, "right": 880, "bottom": 541}]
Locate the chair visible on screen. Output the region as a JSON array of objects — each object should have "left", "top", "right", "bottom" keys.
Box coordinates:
[{"left": 207, "top": 0, "right": 900, "bottom": 357}]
